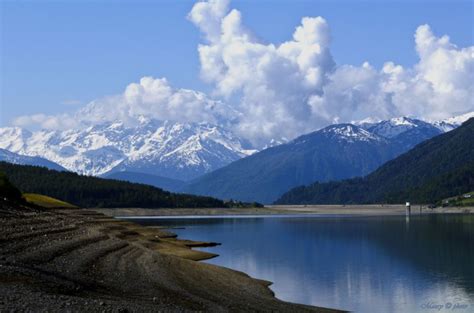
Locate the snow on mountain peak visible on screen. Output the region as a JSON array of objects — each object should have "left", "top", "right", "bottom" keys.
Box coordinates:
[
  {"left": 322, "top": 124, "right": 382, "bottom": 142},
  {"left": 432, "top": 111, "right": 474, "bottom": 132},
  {"left": 363, "top": 117, "right": 429, "bottom": 138},
  {"left": 0, "top": 119, "right": 256, "bottom": 180},
  {"left": 355, "top": 112, "right": 473, "bottom": 136},
  {"left": 440, "top": 111, "right": 474, "bottom": 125},
  {"left": 0, "top": 127, "right": 32, "bottom": 151},
  {"left": 1, "top": 112, "right": 469, "bottom": 180},
  {"left": 389, "top": 117, "right": 417, "bottom": 126}
]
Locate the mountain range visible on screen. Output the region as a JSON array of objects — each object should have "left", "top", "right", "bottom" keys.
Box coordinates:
[
  {"left": 183, "top": 117, "right": 450, "bottom": 203},
  {"left": 276, "top": 117, "right": 474, "bottom": 205},
  {"left": 0, "top": 118, "right": 255, "bottom": 181},
  {"left": 0, "top": 113, "right": 472, "bottom": 202}
]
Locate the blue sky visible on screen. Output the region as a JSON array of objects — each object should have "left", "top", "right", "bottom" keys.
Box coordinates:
[{"left": 1, "top": 0, "right": 473, "bottom": 128}]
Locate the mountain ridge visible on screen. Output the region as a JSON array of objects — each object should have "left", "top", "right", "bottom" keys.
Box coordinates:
[
  {"left": 276, "top": 118, "right": 474, "bottom": 204},
  {"left": 0, "top": 112, "right": 471, "bottom": 188},
  {"left": 183, "top": 119, "right": 445, "bottom": 203},
  {"left": 0, "top": 119, "right": 255, "bottom": 181},
  {"left": 0, "top": 148, "right": 66, "bottom": 171}
]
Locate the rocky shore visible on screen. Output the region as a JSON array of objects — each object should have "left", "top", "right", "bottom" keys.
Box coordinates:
[{"left": 0, "top": 199, "right": 343, "bottom": 312}]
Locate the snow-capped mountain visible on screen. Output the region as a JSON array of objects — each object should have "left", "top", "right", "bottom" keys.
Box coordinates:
[
  {"left": 0, "top": 119, "right": 256, "bottom": 181},
  {"left": 358, "top": 116, "right": 444, "bottom": 150},
  {"left": 0, "top": 148, "right": 65, "bottom": 171},
  {"left": 183, "top": 114, "right": 473, "bottom": 203},
  {"left": 357, "top": 113, "right": 474, "bottom": 137},
  {"left": 107, "top": 121, "right": 256, "bottom": 180},
  {"left": 0, "top": 112, "right": 471, "bottom": 184},
  {"left": 432, "top": 111, "right": 474, "bottom": 132},
  {"left": 184, "top": 123, "right": 397, "bottom": 203},
  {"left": 321, "top": 124, "right": 384, "bottom": 143},
  {"left": 358, "top": 117, "right": 437, "bottom": 138}
]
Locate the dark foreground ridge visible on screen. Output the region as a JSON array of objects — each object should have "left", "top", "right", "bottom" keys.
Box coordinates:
[{"left": 0, "top": 199, "right": 343, "bottom": 312}]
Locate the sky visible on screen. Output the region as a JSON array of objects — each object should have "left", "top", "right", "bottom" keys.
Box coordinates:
[{"left": 1, "top": 0, "right": 473, "bottom": 147}]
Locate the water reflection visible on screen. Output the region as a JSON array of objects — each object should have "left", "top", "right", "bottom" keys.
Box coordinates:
[{"left": 128, "top": 214, "right": 474, "bottom": 313}]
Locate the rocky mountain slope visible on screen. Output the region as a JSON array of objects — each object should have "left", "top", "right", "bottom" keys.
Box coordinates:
[{"left": 0, "top": 119, "right": 255, "bottom": 181}]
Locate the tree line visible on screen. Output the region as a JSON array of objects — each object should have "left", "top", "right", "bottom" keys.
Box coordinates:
[{"left": 0, "top": 162, "right": 227, "bottom": 208}]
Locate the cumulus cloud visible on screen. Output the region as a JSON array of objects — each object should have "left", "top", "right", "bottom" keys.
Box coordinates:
[
  {"left": 188, "top": 0, "right": 473, "bottom": 146},
  {"left": 314, "top": 24, "right": 474, "bottom": 124},
  {"left": 189, "top": 0, "right": 336, "bottom": 146},
  {"left": 411, "top": 24, "right": 474, "bottom": 119},
  {"left": 13, "top": 77, "right": 237, "bottom": 130},
  {"left": 12, "top": 113, "right": 79, "bottom": 130},
  {"left": 12, "top": 0, "right": 474, "bottom": 148},
  {"left": 77, "top": 76, "right": 237, "bottom": 126}
]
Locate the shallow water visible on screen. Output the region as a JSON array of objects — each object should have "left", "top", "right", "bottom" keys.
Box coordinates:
[{"left": 127, "top": 214, "right": 474, "bottom": 313}]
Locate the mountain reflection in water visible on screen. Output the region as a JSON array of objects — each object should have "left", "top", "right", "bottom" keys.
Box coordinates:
[{"left": 129, "top": 214, "right": 474, "bottom": 313}]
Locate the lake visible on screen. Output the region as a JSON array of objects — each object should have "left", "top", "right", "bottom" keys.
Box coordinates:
[{"left": 125, "top": 214, "right": 474, "bottom": 313}]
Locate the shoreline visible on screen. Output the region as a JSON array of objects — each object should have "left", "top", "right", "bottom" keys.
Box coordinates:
[
  {"left": 3, "top": 202, "right": 471, "bottom": 311},
  {"left": 0, "top": 200, "right": 343, "bottom": 312},
  {"left": 97, "top": 204, "right": 473, "bottom": 311},
  {"left": 96, "top": 204, "right": 473, "bottom": 217}
]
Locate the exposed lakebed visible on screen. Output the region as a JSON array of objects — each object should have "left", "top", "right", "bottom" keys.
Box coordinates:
[{"left": 126, "top": 214, "right": 474, "bottom": 313}]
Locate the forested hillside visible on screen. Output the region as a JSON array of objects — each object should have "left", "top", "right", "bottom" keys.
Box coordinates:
[
  {"left": 0, "top": 162, "right": 226, "bottom": 208},
  {"left": 276, "top": 118, "right": 474, "bottom": 205},
  {"left": 0, "top": 172, "right": 22, "bottom": 201}
]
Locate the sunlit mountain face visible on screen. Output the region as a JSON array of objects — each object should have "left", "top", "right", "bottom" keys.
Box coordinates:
[{"left": 0, "top": 119, "right": 255, "bottom": 181}]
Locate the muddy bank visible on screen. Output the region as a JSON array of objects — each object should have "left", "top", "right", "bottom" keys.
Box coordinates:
[{"left": 0, "top": 200, "right": 342, "bottom": 312}]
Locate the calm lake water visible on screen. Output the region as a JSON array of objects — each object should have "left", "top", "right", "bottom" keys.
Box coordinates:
[{"left": 126, "top": 214, "right": 474, "bottom": 313}]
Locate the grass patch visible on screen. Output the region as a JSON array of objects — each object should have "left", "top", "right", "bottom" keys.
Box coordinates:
[
  {"left": 23, "top": 193, "right": 77, "bottom": 209},
  {"left": 441, "top": 191, "right": 474, "bottom": 207}
]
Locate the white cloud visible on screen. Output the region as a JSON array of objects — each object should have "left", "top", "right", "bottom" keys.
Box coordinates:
[
  {"left": 189, "top": 1, "right": 473, "bottom": 145},
  {"left": 14, "top": 76, "right": 237, "bottom": 130},
  {"left": 312, "top": 24, "right": 474, "bottom": 124},
  {"left": 411, "top": 24, "right": 474, "bottom": 119},
  {"left": 78, "top": 76, "right": 236, "bottom": 126},
  {"left": 187, "top": 0, "right": 230, "bottom": 43},
  {"left": 189, "top": 0, "right": 336, "bottom": 146},
  {"left": 11, "top": 0, "right": 474, "bottom": 148},
  {"left": 12, "top": 113, "right": 78, "bottom": 130}
]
